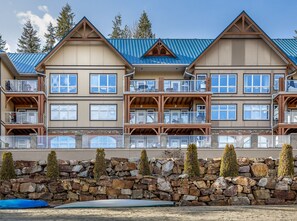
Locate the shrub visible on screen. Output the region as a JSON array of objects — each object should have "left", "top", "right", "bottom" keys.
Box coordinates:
[
  {"left": 93, "top": 148, "right": 106, "bottom": 179},
  {"left": 184, "top": 143, "right": 200, "bottom": 177},
  {"left": 46, "top": 151, "right": 59, "bottom": 179},
  {"left": 220, "top": 144, "right": 238, "bottom": 177},
  {"left": 278, "top": 144, "right": 294, "bottom": 177},
  {"left": 0, "top": 152, "right": 16, "bottom": 180},
  {"left": 139, "top": 150, "right": 151, "bottom": 176}
]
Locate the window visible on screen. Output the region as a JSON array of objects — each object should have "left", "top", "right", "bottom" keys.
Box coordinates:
[
  {"left": 218, "top": 136, "right": 251, "bottom": 148},
  {"left": 90, "top": 136, "right": 117, "bottom": 148},
  {"left": 51, "top": 105, "right": 77, "bottom": 120},
  {"left": 211, "top": 105, "right": 236, "bottom": 120},
  {"left": 51, "top": 74, "right": 77, "bottom": 93},
  {"left": 243, "top": 105, "right": 269, "bottom": 120},
  {"left": 274, "top": 74, "right": 284, "bottom": 91},
  {"left": 211, "top": 74, "right": 236, "bottom": 93},
  {"left": 244, "top": 74, "right": 270, "bottom": 93},
  {"left": 90, "top": 74, "right": 116, "bottom": 93},
  {"left": 50, "top": 136, "right": 75, "bottom": 148},
  {"left": 90, "top": 104, "right": 117, "bottom": 120}
]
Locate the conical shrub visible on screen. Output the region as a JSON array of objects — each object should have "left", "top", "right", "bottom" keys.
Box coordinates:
[
  {"left": 278, "top": 144, "right": 294, "bottom": 177},
  {"left": 93, "top": 148, "right": 106, "bottom": 179},
  {"left": 184, "top": 143, "right": 200, "bottom": 177},
  {"left": 220, "top": 144, "right": 238, "bottom": 177},
  {"left": 0, "top": 152, "right": 16, "bottom": 180},
  {"left": 46, "top": 151, "right": 59, "bottom": 179},
  {"left": 139, "top": 149, "right": 151, "bottom": 176}
]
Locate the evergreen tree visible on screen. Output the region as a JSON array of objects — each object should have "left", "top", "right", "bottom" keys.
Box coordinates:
[
  {"left": 56, "top": 3, "right": 75, "bottom": 40},
  {"left": 42, "top": 22, "right": 56, "bottom": 53},
  {"left": 122, "top": 25, "right": 133, "bottom": 38},
  {"left": 0, "top": 34, "right": 7, "bottom": 51},
  {"left": 134, "top": 11, "right": 155, "bottom": 38},
  {"left": 17, "top": 20, "right": 41, "bottom": 53},
  {"left": 109, "top": 14, "right": 123, "bottom": 38}
]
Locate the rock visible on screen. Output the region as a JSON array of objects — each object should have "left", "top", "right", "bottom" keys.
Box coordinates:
[
  {"left": 121, "top": 189, "right": 132, "bottom": 195},
  {"left": 130, "top": 170, "right": 139, "bottom": 176},
  {"left": 123, "top": 162, "right": 137, "bottom": 171},
  {"left": 97, "top": 186, "right": 107, "bottom": 195},
  {"left": 273, "top": 190, "right": 296, "bottom": 200},
  {"left": 193, "top": 181, "right": 207, "bottom": 189},
  {"left": 229, "top": 196, "right": 250, "bottom": 205},
  {"left": 275, "top": 181, "right": 289, "bottom": 191},
  {"left": 132, "top": 189, "right": 143, "bottom": 199},
  {"left": 80, "top": 194, "right": 94, "bottom": 201},
  {"left": 233, "top": 176, "right": 256, "bottom": 187},
  {"left": 72, "top": 165, "right": 83, "bottom": 172},
  {"left": 266, "top": 178, "right": 276, "bottom": 189},
  {"left": 157, "top": 178, "right": 172, "bottom": 192},
  {"left": 291, "top": 181, "right": 297, "bottom": 191},
  {"left": 29, "top": 192, "right": 53, "bottom": 200},
  {"left": 20, "top": 183, "right": 36, "bottom": 193},
  {"left": 38, "top": 160, "right": 47, "bottom": 166},
  {"left": 59, "top": 165, "right": 72, "bottom": 173},
  {"left": 212, "top": 177, "right": 228, "bottom": 190},
  {"left": 239, "top": 166, "right": 250, "bottom": 173},
  {"left": 251, "top": 163, "right": 268, "bottom": 177},
  {"left": 162, "top": 161, "right": 174, "bottom": 175},
  {"left": 78, "top": 170, "right": 88, "bottom": 178},
  {"left": 199, "top": 195, "right": 210, "bottom": 202},
  {"left": 223, "top": 185, "right": 237, "bottom": 197},
  {"left": 237, "top": 158, "right": 250, "bottom": 166},
  {"left": 179, "top": 174, "right": 189, "bottom": 179},
  {"left": 258, "top": 178, "right": 268, "bottom": 187},
  {"left": 210, "top": 194, "right": 225, "bottom": 201},
  {"left": 253, "top": 189, "right": 270, "bottom": 200},
  {"left": 112, "top": 179, "right": 125, "bottom": 189},
  {"left": 67, "top": 191, "right": 78, "bottom": 201},
  {"left": 183, "top": 195, "right": 198, "bottom": 201},
  {"left": 15, "top": 169, "right": 22, "bottom": 176},
  {"left": 203, "top": 175, "right": 217, "bottom": 181},
  {"left": 22, "top": 165, "right": 43, "bottom": 174},
  {"left": 69, "top": 160, "right": 79, "bottom": 166},
  {"left": 265, "top": 198, "right": 286, "bottom": 205}
]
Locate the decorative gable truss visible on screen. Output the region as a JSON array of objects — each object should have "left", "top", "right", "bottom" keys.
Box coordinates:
[
  {"left": 224, "top": 14, "right": 261, "bottom": 35},
  {"left": 143, "top": 39, "right": 176, "bottom": 57},
  {"left": 69, "top": 20, "right": 102, "bottom": 41}
]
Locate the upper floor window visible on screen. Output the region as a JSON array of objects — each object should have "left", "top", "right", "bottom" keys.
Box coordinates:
[
  {"left": 211, "top": 104, "right": 236, "bottom": 120},
  {"left": 90, "top": 74, "right": 116, "bottom": 93},
  {"left": 243, "top": 104, "right": 269, "bottom": 120},
  {"left": 211, "top": 74, "right": 237, "bottom": 93},
  {"left": 274, "top": 74, "right": 284, "bottom": 91},
  {"left": 51, "top": 74, "right": 77, "bottom": 93},
  {"left": 244, "top": 74, "right": 270, "bottom": 93},
  {"left": 51, "top": 104, "right": 77, "bottom": 121}
]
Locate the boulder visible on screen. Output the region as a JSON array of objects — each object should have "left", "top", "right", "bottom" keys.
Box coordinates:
[
  {"left": 67, "top": 191, "right": 78, "bottom": 201},
  {"left": 78, "top": 170, "right": 88, "bottom": 178},
  {"left": 232, "top": 176, "right": 256, "bottom": 187},
  {"left": 239, "top": 166, "right": 250, "bottom": 173},
  {"left": 183, "top": 195, "right": 198, "bottom": 201},
  {"left": 193, "top": 180, "right": 207, "bottom": 189},
  {"left": 237, "top": 158, "right": 250, "bottom": 166},
  {"left": 273, "top": 190, "right": 296, "bottom": 200},
  {"left": 157, "top": 178, "right": 172, "bottom": 192},
  {"left": 251, "top": 163, "right": 268, "bottom": 177},
  {"left": 253, "top": 189, "right": 270, "bottom": 200},
  {"left": 212, "top": 177, "right": 228, "bottom": 190},
  {"left": 112, "top": 179, "right": 125, "bottom": 189},
  {"left": 223, "top": 185, "right": 237, "bottom": 197},
  {"left": 162, "top": 161, "right": 174, "bottom": 175},
  {"left": 257, "top": 178, "right": 268, "bottom": 187},
  {"left": 72, "top": 165, "right": 83, "bottom": 173},
  {"left": 20, "top": 183, "right": 36, "bottom": 193},
  {"left": 229, "top": 196, "right": 250, "bottom": 205},
  {"left": 121, "top": 189, "right": 132, "bottom": 195},
  {"left": 130, "top": 170, "right": 139, "bottom": 177},
  {"left": 275, "top": 180, "right": 289, "bottom": 191},
  {"left": 132, "top": 189, "right": 143, "bottom": 199}
]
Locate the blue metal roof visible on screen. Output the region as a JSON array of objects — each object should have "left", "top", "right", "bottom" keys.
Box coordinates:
[
  {"left": 108, "top": 39, "right": 214, "bottom": 65},
  {"left": 7, "top": 53, "right": 46, "bottom": 74},
  {"left": 4, "top": 39, "right": 297, "bottom": 74}
]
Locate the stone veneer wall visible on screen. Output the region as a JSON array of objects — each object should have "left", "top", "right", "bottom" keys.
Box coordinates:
[{"left": 1, "top": 157, "right": 297, "bottom": 206}]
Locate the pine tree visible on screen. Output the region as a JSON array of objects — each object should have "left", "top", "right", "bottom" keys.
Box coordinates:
[
  {"left": 56, "top": 3, "right": 75, "bottom": 40},
  {"left": 134, "top": 11, "right": 155, "bottom": 39},
  {"left": 109, "top": 14, "right": 123, "bottom": 38},
  {"left": 17, "top": 20, "right": 41, "bottom": 53},
  {"left": 122, "top": 25, "right": 133, "bottom": 38},
  {"left": 0, "top": 34, "right": 7, "bottom": 51},
  {"left": 42, "top": 22, "right": 56, "bottom": 53}
]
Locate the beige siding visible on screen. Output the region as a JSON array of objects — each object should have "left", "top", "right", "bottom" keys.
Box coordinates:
[{"left": 133, "top": 71, "right": 184, "bottom": 80}]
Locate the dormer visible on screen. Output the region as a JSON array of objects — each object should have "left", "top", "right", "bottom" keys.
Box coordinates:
[{"left": 143, "top": 39, "right": 176, "bottom": 57}]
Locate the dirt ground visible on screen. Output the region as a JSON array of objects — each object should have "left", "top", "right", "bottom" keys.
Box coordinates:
[{"left": 1, "top": 206, "right": 297, "bottom": 221}]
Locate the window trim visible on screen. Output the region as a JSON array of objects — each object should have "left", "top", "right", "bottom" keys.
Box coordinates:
[
  {"left": 211, "top": 73, "right": 237, "bottom": 94},
  {"left": 89, "top": 104, "right": 118, "bottom": 121},
  {"left": 50, "top": 104, "right": 78, "bottom": 121},
  {"left": 211, "top": 104, "right": 237, "bottom": 121},
  {"left": 243, "top": 104, "right": 270, "bottom": 121},
  {"left": 89, "top": 73, "right": 117, "bottom": 94},
  {"left": 50, "top": 73, "right": 78, "bottom": 94},
  {"left": 243, "top": 74, "right": 270, "bottom": 94}
]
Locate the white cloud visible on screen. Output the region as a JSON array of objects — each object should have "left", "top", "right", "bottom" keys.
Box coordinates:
[
  {"left": 5, "top": 43, "right": 11, "bottom": 53},
  {"left": 16, "top": 6, "right": 56, "bottom": 44}
]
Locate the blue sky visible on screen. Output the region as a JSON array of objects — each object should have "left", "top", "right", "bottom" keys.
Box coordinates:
[{"left": 1, "top": 0, "right": 297, "bottom": 52}]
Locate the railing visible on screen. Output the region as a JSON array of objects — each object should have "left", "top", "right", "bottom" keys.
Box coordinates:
[
  {"left": 164, "top": 111, "right": 206, "bottom": 124},
  {"left": 129, "top": 112, "right": 158, "bottom": 124},
  {"left": 0, "top": 135, "right": 292, "bottom": 149},
  {"left": 4, "top": 80, "right": 38, "bottom": 92},
  {"left": 284, "top": 112, "right": 297, "bottom": 124},
  {"left": 129, "top": 80, "right": 159, "bottom": 92},
  {"left": 4, "top": 112, "right": 38, "bottom": 124},
  {"left": 164, "top": 80, "right": 206, "bottom": 92}
]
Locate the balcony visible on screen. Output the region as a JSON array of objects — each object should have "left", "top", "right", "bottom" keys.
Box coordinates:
[
  {"left": 284, "top": 112, "right": 297, "bottom": 124},
  {"left": 5, "top": 80, "right": 38, "bottom": 92},
  {"left": 5, "top": 112, "right": 38, "bottom": 124},
  {"left": 287, "top": 80, "right": 297, "bottom": 92},
  {"left": 164, "top": 80, "right": 206, "bottom": 92},
  {"left": 129, "top": 112, "right": 158, "bottom": 124},
  {"left": 129, "top": 80, "right": 159, "bottom": 92},
  {"left": 164, "top": 111, "right": 206, "bottom": 124}
]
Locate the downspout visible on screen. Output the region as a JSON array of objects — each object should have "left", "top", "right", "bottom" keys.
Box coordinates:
[
  {"left": 183, "top": 67, "right": 195, "bottom": 79},
  {"left": 36, "top": 71, "right": 48, "bottom": 136},
  {"left": 0, "top": 57, "right": 2, "bottom": 136}
]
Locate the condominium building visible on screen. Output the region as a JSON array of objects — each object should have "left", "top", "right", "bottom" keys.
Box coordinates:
[{"left": 1, "top": 11, "right": 297, "bottom": 148}]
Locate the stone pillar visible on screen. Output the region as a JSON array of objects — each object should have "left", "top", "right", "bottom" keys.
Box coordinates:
[
  {"left": 124, "top": 133, "right": 131, "bottom": 149},
  {"left": 211, "top": 133, "right": 218, "bottom": 148},
  {"left": 290, "top": 133, "right": 297, "bottom": 149},
  {"left": 251, "top": 133, "right": 258, "bottom": 148},
  {"left": 75, "top": 134, "right": 82, "bottom": 149},
  {"left": 30, "top": 135, "right": 37, "bottom": 149},
  {"left": 160, "top": 133, "right": 167, "bottom": 149}
]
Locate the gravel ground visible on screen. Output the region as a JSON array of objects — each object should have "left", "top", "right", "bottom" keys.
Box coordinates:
[{"left": 1, "top": 206, "right": 297, "bottom": 221}]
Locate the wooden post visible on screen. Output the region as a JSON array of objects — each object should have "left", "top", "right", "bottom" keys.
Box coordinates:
[{"left": 159, "top": 77, "right": 164, "bottom": 92}]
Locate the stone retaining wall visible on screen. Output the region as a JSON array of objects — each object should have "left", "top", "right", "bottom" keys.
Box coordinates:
[{"left": 1, "top": 157, "right": 297, "bottom": 206}]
